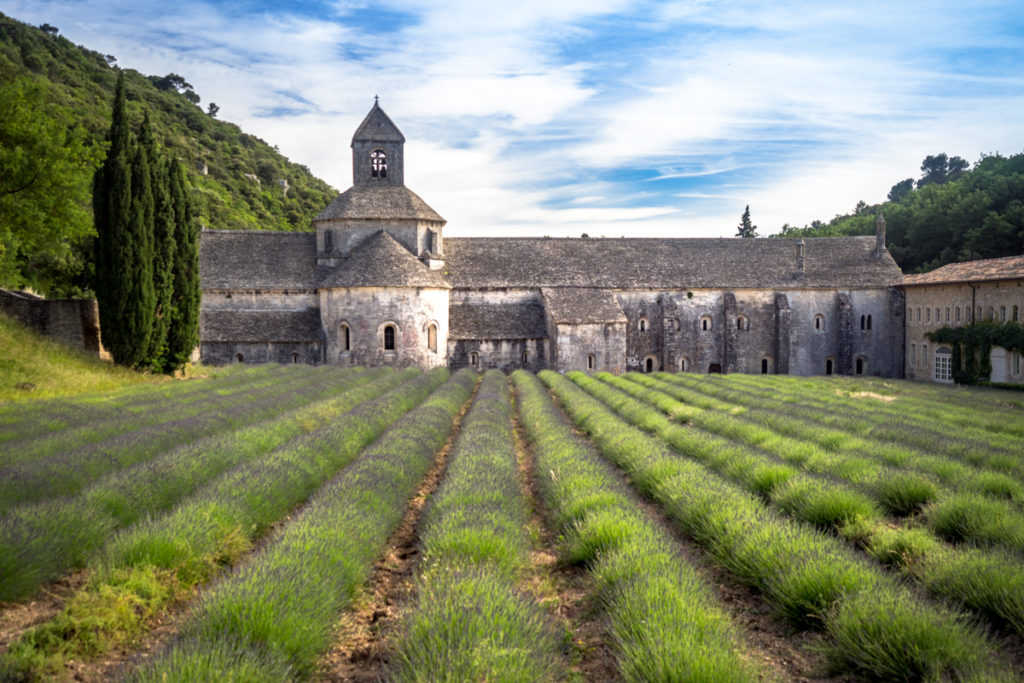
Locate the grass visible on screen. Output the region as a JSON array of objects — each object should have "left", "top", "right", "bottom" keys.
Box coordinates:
[{"left": 0, "top": 313, "right": 157, "bottom": 402}]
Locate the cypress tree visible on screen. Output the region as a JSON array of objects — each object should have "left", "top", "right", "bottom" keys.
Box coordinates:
[
  {"left": 94, "top": 73, "right": 158, "bottom": 368},
  {"left": 93, "top": 72, "right": 139, "bottom": 366},
  {"left": 164, "top": 157, "right": 200, "bottom": 373},
  {"left": 147, "top": 115, "right": 176, "bottom": 369},
  {"left": 123, "top": 110, "right": 156, "bottom": 367}
]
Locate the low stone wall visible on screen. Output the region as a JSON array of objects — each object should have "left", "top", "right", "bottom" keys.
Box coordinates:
[{"left": 0, "top": 290, "right": 103, "bottom": 356}]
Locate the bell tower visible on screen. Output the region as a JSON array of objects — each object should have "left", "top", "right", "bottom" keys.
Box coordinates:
[{"left": 351, "top": 96, "right": 405, "bottom": 187}]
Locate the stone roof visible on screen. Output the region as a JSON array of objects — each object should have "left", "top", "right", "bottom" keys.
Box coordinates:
[
  {"left": 542, "top": 288, "right": 627, "bottom": 324},
  {"left": 443, "top": 237, "right": 902, "bottom": 289},
  {"left": 449, "top": 301, "right": 547, "bottom": 340},
  {"left": 200, "top": 309, "right": 323, "bottom": 342},
  {"left": 314, "top": 185, "right": 444, "bottom": 223},
  {"left": 900, "top": 255, "right": 1024, "bottom": 286},
  {"left": 200, "top": 230, "right": 316, "bottom": 291},
  {"left": 352, "top": 102, "right": 405, "bottom": 144},
  {"left": 319, "top": 230, "right": 450, "bottom": 289}
]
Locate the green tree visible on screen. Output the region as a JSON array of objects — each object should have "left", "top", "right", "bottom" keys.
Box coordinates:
[
  {"left": 888, "top": 178, "right": 914, "bottom": 202},
  {"left": 0, "top": 69, "right": 103, "bottom": 294},
  {"left": 145, "top": 115, "right": 177, "bottom": 369},
  {"left": 163, "top": 157, "right": 200, "bottom": 373},
  {"left": 93, "top": 73, "right": 154, "bottom": 368},
  {"left": 736, "top": 205, "right": 758, "bottom": 238}
]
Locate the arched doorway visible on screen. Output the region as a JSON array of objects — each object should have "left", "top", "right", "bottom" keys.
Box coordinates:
[{"left": 708, "top": 363, "right": 722, "bottom": 374}]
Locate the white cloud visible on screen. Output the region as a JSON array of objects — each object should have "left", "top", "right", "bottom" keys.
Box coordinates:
[{"left": 3, "top": 0, "right": 1023, "bottom": 240}]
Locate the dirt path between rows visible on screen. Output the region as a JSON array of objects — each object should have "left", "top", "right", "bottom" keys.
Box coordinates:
[
  {"left": 0, "top": 569, "right": 89, "bottom": 657},
  {"left": 315, "top": 380, "right": 478, "bottom": 681},
  {"left": 511, "top": 387, "right": 620, "bottom": 682}
]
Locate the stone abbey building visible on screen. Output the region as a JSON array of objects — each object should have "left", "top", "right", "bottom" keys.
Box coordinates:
[{"left": 199, "top": 103, "right": 907, "bottom": 377}]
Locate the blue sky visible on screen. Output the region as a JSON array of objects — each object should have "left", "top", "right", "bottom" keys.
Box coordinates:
[{"left": 4, "top": 0, "right": 1023, "bottom": 237}]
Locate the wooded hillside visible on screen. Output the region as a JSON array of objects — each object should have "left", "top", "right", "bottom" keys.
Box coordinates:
[
  {"left": 776, "top": 153, "right": 1024, "bottom": 273},
  {"left": 0, "top": 13, "right": 336, "bottom": 297}
]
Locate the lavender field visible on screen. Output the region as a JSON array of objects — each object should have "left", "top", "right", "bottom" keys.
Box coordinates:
[{"left": 1, "top": 365, "right": 1023, "bottom": 682}]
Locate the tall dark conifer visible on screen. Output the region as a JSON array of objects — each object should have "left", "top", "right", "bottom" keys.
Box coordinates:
[
  {"left": 164, "top": 157, "right": 200, "bottom": 372},
  {"left": 123, "top": 109, "right": 156, "bottom": 367},
  {"left": 93, "top": 72, "right": 139, "bottom": 366},
  {"left": 146, "top": 114, "right": 176, "bottom": 368}
]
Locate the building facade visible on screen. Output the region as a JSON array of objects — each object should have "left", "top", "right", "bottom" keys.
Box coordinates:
[
  {"left": 199, "top": 103, "right": 909, "bottom": 377},
  {"left": 902, "top": 256, "right": 1024, "bottom": 384}
]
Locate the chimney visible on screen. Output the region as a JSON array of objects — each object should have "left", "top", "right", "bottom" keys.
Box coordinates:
[{"left": 874, "top": 213, "right": 887, "bottom": 256}]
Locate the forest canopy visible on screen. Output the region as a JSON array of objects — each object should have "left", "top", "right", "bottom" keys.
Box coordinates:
[{"left": 776, "top": 152, "right": 1024, "bottom": 274}]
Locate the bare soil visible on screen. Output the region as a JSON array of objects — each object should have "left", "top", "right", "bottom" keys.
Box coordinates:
[
  {"left": 316, "top": 384, "right": 477, "bottom": 681},
  {"left": 0, "top": 569, "right": 89, "bottom": 657}
]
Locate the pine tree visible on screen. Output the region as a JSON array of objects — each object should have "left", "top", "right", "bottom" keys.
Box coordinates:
[
  {"left": 736, "top": 205, "right": 759, "bottom": 238},
  {"left": 164, "top": 157, "right": 200, "bottom": 373},
  {"left": 146, "top": 114, "right": 176, "bottom": 369}
]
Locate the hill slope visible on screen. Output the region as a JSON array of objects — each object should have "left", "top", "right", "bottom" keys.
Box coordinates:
[
  {"left": 0, "top": 314, "right": 157, "bottom": 401},
  {"left": 776, "top": 153, "right": 1024, "bottom": 273},
  {"left": 0, "top": 12, "right": 337, "bottom": 296}
]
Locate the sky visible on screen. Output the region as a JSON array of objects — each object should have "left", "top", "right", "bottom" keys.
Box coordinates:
[{"left": 4, "top": 0, "right": 1024, "bottom": 238}]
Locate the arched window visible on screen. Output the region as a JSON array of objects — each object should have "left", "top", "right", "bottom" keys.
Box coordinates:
[
  {"left": 427, "top": 323, "right": 437, "bottom": 353},
  {"left": 371, "top": 149, "right": 387, "bottom": 178},
  {"left": 916, "top": 307, "right": 921, "bottom": 323},
  {"left": 340, "top": 323, "right": 351, "bottom": 352},
  {"left": 814, "top": 314, "right": 825, "bottom": 331},
  {"left": 825, "top": 357, "right": 834, "bottom": 375},
  {"left": 955, "top": 306, "right": 961, "bottom": 323},
  {"left": 1000, "top": 306, "right": 1007, "bottom": 322},
  {"left": 910, "top": 343, "right": 916, "bottom": 368},
  {"left": 291, "top": 353, "right": 299, "bottom": 364},
  {"left": 383, "top": 324, "right": 396, "bottom": 351},
  {"left": 638, "top": 318, "right": 647, "bottom": 332},
  {"left": 945, "top": 308, "right": 950, "bottom": 323},
  {"left": 867, "top": 314, "right": 872, "bottom": 330},
  {"left": 935, "top": 307, "right": 940, "bottom": 323},
  {"left": 236, "top": 353, "right": 244, "bottom": 363},
  {"left": 737, "top": 315, "right": 748, "bottom": 331},
  {"left": 855, "top": 356, "right": 866, "bottom": 375},
  {"left": 935, "top": 346, "right": 953, "bottom": 383},
  {"left": 860, "top": 315, "right": 865, "bottom": 330},
  {"left": 700, "top": 316, "right": 712, "bottom": 331},
  {"left": 470, "top": 351, "right": 479, "bottom": 367},
  {"left": 761, "top": 358, "right": 769, "bottom": 374},
  {"left": 587, "top": 354, "right": 595, "bottom": 370},
  {"left": 679, "top": 358, "right": 688, "bottom": 372},
  {"left": 1014, "top": 305, "right": 1020, "bottom": 323},
  {"left": 645, "top": 357, "right": 654, "bottom": 373},
  {"left": 522, "top": 350, "right": 529, "bottom": 366},
  {"left": 926, "top": 308, "right": 931, "bottom": 323}
]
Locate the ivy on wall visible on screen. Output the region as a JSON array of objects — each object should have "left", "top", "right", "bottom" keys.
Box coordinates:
[{"left": 928, "top": 321, "right": 1024, "bottom": 384}]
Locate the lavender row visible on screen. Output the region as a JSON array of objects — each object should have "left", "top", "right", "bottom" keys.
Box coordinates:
[
  {"left": 127, "top": 370, "right": 476, "bottom": 682},
  {"left": 2, "top": 369, "right": 449, "bottom": 679},
  {"left": 0, "top": 367, "right": 399, "bottom": 602},
  {"left": 0, "top": 367, "right": 362, "bottom": 512}
]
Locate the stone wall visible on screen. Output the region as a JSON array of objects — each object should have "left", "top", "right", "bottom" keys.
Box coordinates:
[
  {"left": 448, "top": 338, "right": 547, "bottom": 372},
  {"left": 319, "top": 286, "right": 449, "bottom": 368},
  {"left": 200, "top": 341, "right": 323, "bottom": 365},
  {"left": 0, "top": 290, "right": 103, "bottom": 356}
]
